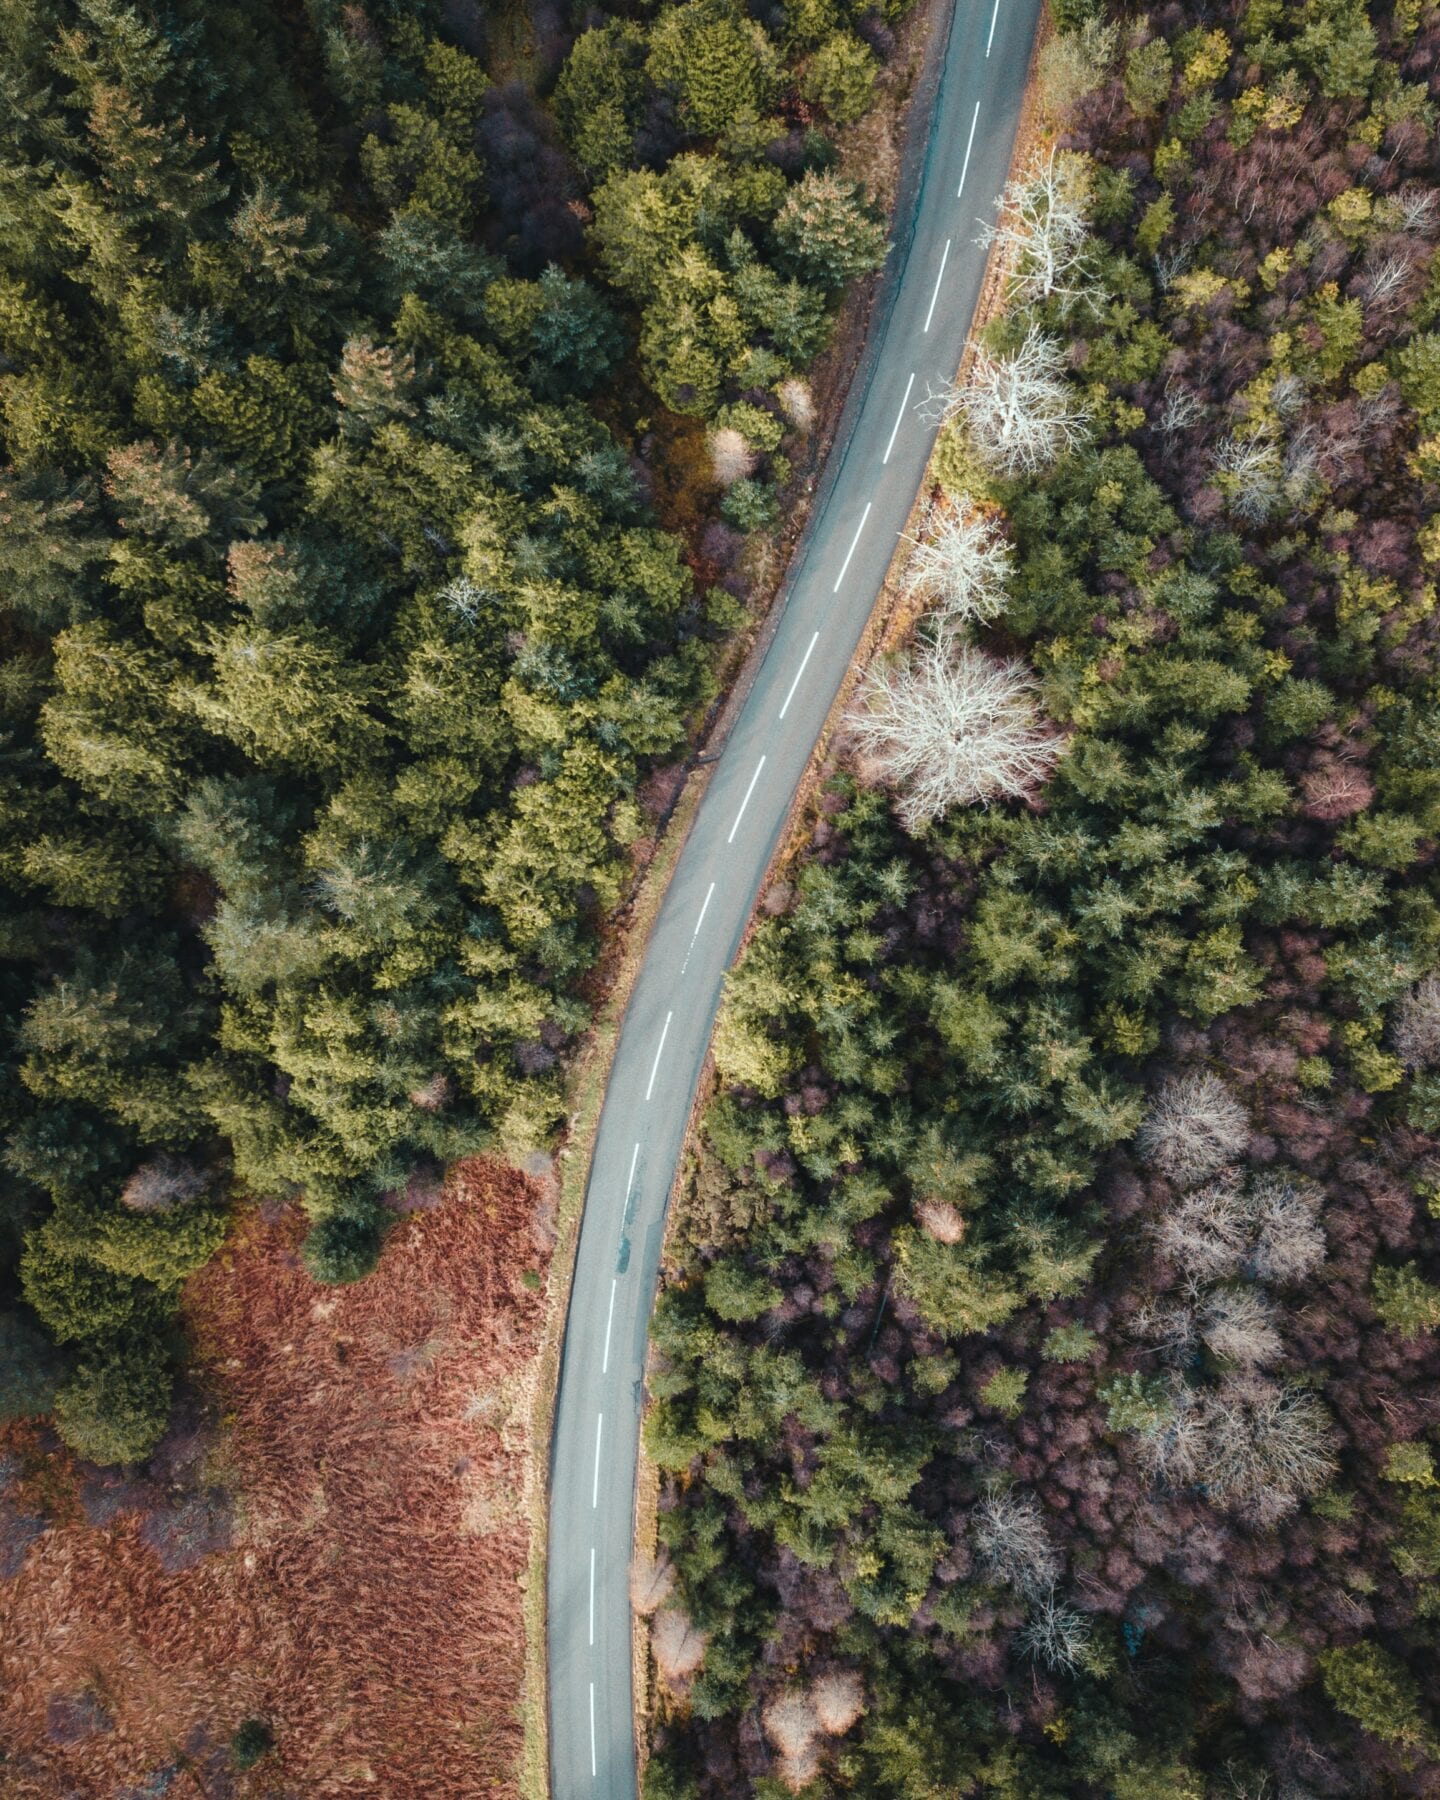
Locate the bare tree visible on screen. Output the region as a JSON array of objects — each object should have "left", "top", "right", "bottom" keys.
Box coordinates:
[
  {"left": 652, "top": 1607, "right": 706, "bottom": 1686},
  {"left": 977, "top": 150, "right": 1101, "bottom": 315},
  {"left": 903, "top": 505, "right": 1013, "bottom": 632},
  {"left": 925, "top": 325, "right": 1089, "bottom": 475},
  {"left": 630, "top": 1552, "right": 676, "bottom": 1616},
  {"left": 972, "top": 1489, "right": 1061, "bottom": 1597},
  {"left": 1196, "top": 1378, "right": 1337, "bottom": 1518},
  {"left": 1358, "top": 254, "right": 1412, "bottom": 317},
  {"left": 1019, "top": 1588, "right": 1093, "bottom": 1671},
  {"left": 1153, "top": 1173, "right": 1250, "bottom": 1281},
  {"left": 1136, "top": 1071, "right": 1250, "bottom": 1187},
  {"left": 1212, "top": 434, "right": 1283, "bottom": 524},
  {"left": 1396, "top": 184, "right": 1437, "bottom": 234},
  {"left": 915, "top": 1197, "right": 967, "bottom": 1244},
  {"left": 1246, "top": 1172, "right": 1326, "bottom": 1285},
  {"left": 709, "top": 426, "right": 756, "bottom": 487},
  {"left": 776, "top": 377, "right": 814, "bottom": 432},
  {"left": 1392, "top": 974, "right": 1440, "bottom": 1069},
  {"left": 120, "top": 1153, "right": 212, "bottom": 1214},
  {"left": 849, "top": 642, "right": 1063, "bottom": 830},
  {"left": 811, "top": 1670, "right": 865, "bottom": 1735},
  {"left": 764, "top": 1691, "right": 822, "bottom": 1792},
  {"left": 1201, "top": 1286, "right": 1283, "bottom": 1369},
  {"left": 1158, "top": 380, "right": 1205, "bottom": 435}
]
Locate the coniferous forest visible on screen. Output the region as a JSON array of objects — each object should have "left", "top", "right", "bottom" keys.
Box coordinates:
[
  {"left": 0, "top": 0, "right": 904, "bottom": 1464},
  {"left": 642, "top": 0, "right": 1440, "bottom": 1793}
]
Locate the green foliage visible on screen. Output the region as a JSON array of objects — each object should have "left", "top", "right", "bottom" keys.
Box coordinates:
[
  {"left": 1318, "top": 1642, "right": 1431, "bottom": 1750},
  {"left": 52, "top": 1339, "right": 172, "bottom": 1465},
  {"left": 1373, "top": 1262, "right": 1440, "bottom": 1338}
]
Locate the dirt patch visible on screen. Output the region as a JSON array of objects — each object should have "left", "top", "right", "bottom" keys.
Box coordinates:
[{"left": 0, "top": 1159, "right": 549, "bottom": 1798}]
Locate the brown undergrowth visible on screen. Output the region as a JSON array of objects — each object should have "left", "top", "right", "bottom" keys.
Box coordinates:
[{"left": 0, "top": 1159, "right": 551, "bottom": 1798}]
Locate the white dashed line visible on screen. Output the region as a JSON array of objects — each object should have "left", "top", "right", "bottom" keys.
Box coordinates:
[
  {"left": 590, "top": 1682, "right": 597, "bottom": 1778},
  {"left": 923, "top": 239, "right": 951, "bottom": 333},
  {"left": 779, "top": 632, "right": 820, "bottom": 719},
  {"left": 680, "top": 882, "right": 716, "bottom": 974},
  {"left": 727, "top": 757, "right": 766, "bottom": 844},
  {"left": 883, "top": 373, "right": 916, "bottom": 464},
  {"left": 833, "top": 502, "right": 873, "bottom": 593},
  {"left": 589, "top": 1544, "right": 596, "bottom": 1646},
  {"left": 644, "top": 1012, "right": 672, "bottom": 1101},
  {"left": 626, "top": 1140, "right": 639, "bottom": 1196},
  {"left": 602, "top": 1277, "right": 617, "bottom": 1373},
  {"left": 958, "top": 102, "right": 980, "bottom": 197},
  {"left": 986, "top": 0, "right": 1000, "bottom": 55},
  {"left": 592, "top": 1412, "right": 603, "bottom": 1507}
]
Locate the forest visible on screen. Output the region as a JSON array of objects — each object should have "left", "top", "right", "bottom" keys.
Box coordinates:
[
  {"left": 642, "top": 0, "right": 1440, "bottom": 1793},
  {"left": 0, "top": 0, "right": 908, "bottom": 1464}
]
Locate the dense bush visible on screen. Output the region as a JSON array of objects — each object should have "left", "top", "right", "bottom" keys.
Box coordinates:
[{"left": 645, "top": 0, "right": 1440, "bottom": 1790}]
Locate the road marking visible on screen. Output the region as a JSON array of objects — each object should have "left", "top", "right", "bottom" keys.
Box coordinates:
[
  {"left": 833, "top": 501, "right": 873, "bottom": 592},
  {"left": 958, "top": 102, "right": 980, "bottom": 196},
  {"left": 592, "top": 1413, "right": 603, "bottom": 1508},
  {"left": 779, "top": 632, "right": 820, "bottom": 720},
  {"left": 626, "top": 1140, "right": 639, "bottom": 1196},
  {"left": 644, "top": 1012, "right": 672, "bottom": 1101},
  {"left": 986, "top": 0, "right": 1000, "bottom": 54},
  {"left": 589, "top": 1545, "right": 596, "bottom": 1646},
  {"left": 882, "top": 373, "right": 916, "bottom": 464},
  {"left": 602, "top": 1277, "right": 617, "bottom": 1372},
  {"left": 679, "top": 881, "right": 716, "bottom": 975},
  {"left": 589, "top": 1681, "right": 597, "bottom": 1778},
  {"left": 727, "top": 756, "right": 766, "bottom": 844},
  {"left": 923, "top": 239, "right": 951, "bottom": 334}
]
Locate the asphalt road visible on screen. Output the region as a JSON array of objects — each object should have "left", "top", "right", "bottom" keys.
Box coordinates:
[{"left": 547, "top": 1, "right": 1043, "bottom": 1791}]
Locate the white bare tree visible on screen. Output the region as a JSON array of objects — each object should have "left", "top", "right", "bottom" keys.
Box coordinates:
[
  {"left": 810, "top": 1671, "right": 865, "bottom": 1735},
  {"left": 924, "top": 325, "right": 1089, "bottom": 475},
  {"left": 1396, "top": 184, "right": 1437, "bottom": 234},
  {"left": 1158, "top": 380, "right": 1205, "bottom": 435},
  {"left": 709, "top": 426, "right": 756, "bottom": 487},
  {"left": 1195, "top": 1377, "right": 1337, "bottom": 1517},
  {"left": 1392, "top": 974, "right": 1440, "bottom": 1069},
  {"left": 1200, "top": 1285, "right": 1284, "bottom": 1369},
  {"left": 1136, "top": 1071, "right": 1251, "bottom": 1187},
  {"left": 977, "top": 150, "right": 1101, "bottom": 315},
  {"left": 849, "top": 641, "right": 1063, "bottom": 830},
  {"left": 1019, "top": 1588, "right": 1093, "bottom": 1670},
  {"left": 1153, "top": 1173, "right": 1250, "bottom": 1280},
  {"left": 1359, "top": 254, "right": 1412, "bottom": 317},
  {"left": 972, "top": 1489, "right": 1061, "bottom": 1597},
  {"left": 903, "top": 504, "right": 1013, "bottom": 632},
  {"left": 1246, "top": 1172, "right": 1326, "bottom": 1285},
  {"left": 1212, "top": 434, "right": 1283, "bottom": 524}
]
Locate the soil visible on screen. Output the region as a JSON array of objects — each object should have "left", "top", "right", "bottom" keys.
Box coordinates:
[{"left": 0, "top": 1160, "right": 551, "bottom": 1799}]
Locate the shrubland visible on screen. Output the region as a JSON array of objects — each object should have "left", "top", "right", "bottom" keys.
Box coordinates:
[{"left": 643, "top": 1, "right": 1440, "bottom": 1791}]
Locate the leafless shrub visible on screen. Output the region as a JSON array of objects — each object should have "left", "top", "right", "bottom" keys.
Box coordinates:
[
  {"left": 924, "top": 325, "right": 1089, "bottom": 475},
  {"left": 1246, "top": 1173, "right": 1326, "bottom": 1285},
  {"left": 903, "top": 505, "right": 1013, "bottom": 633},
  {"left": 630, "top": 1553, "right": 676, "bottom": 1616},
  {"left": 916, "top": 1198, "right": 966, "bottom": 1244},
  {"left": 1201, "top": 1286, "right": 1283, "bottom": 1369},
  {"left": 1136, "top": 1072, "right": 1250, "bottom": 1187},
  {"left": 1392, "top": 975, "right": 1440, "bottom": 1069},
  {"left": 120, "top": 1154, "right": 213, "bottom": 1214},
  {"left": 1018, "top": 1588, "right": 1093, "bottom": 1670},
  {"left": 811, "top": 1669, "right": 865, "bottom": 1735},
  {"left": 849, "top": 642, "right": 1063, "bottom": 830},
  {"left": 652, "top": 1607, "right": 706, "bottom": 1686},
  {"left": 972, "top": 1489, "right": 1061, "bottom": 1598},
  {"left": 709, "top": 426, "right": 756, "bottom": 487}
]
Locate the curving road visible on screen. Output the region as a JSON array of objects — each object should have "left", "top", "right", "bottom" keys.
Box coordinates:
[{"left": 547, "top": 0, "right": 1042, "bottom": 1791}]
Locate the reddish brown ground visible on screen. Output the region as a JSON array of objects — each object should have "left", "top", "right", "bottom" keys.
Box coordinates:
[{"left": 0, "top": 1159, "right": 552, "bottom": 1798}]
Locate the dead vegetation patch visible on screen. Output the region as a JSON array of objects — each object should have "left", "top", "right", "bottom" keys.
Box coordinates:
[{"left": 0, "top": 1158, "right": 550, "bottom": 1797}]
